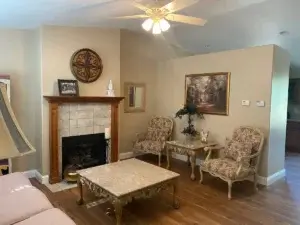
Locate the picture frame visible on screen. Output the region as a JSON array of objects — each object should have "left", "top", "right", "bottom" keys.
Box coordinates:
[
  {"left": 185, "top": 72, "right": 230, "bottom": 115},
  {"left": 58, "top": 79, "right": 79, "bottom": 96},
  {"left": 124, "top": 82, "right": 146, "bottom": 113}
]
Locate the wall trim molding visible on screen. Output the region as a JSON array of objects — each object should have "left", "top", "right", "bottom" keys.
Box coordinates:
[
  {"left": 35, "top": 170, "right": 49, "bottom": 184},
  {"left": 21, "top": 152, "right": 140, "bottom": 184},
  {"left": 23, "top": 170, "right": 49, "bottom": 184},
  {"left": 22, "top": 170, "right": 36, "bottom": 179},
  {"left": 119, "top": 151, "right": 143, "bottom": 160},
  {"left": 172, "top": 153, "right": 286, "bottom": 186},
  {"left": 22, "top": 152, "right": 286, "bottom": 186},
  {"left": 266, "top": 169, "right": 286, "bottom": 186}
]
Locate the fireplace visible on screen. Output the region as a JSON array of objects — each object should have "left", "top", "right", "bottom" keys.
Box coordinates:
[
  {"left": 62, "top": 133, "right": 106, "bottom": 181},
  {"left": 44, "top": 96, "right": 124, "bottom": 184}
]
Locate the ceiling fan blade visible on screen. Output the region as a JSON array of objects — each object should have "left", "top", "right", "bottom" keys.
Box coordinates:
[
  {"left": 160, "top": 0, "right": 198, "bottom": 13},
  {"left": 166, "top": 14, "right": 207, "bottom": 26},
  {"left": 130, "top": 2, "right": 150, "bottom": 12},
  {"left": 113, "top": 15, "right": 149, "bottom": 19}
]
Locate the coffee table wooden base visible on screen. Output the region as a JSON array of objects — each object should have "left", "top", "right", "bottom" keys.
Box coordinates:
[{"left": 77, "top": 176, "right": 180, "bottom": 225}]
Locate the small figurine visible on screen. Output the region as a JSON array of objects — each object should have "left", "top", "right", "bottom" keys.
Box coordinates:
[
  {"left": 200, "top": 129, "right": 209, "bottom": 143},
  {"left": 106, "top": 80, "right": 115, "bottom": 97}
]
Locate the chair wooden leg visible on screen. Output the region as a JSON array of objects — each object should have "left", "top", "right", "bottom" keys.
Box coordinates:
[
  {"left": 158, "top": 153, "right": 161, "bottom": 167},
  {"left": 228, "top": 181, "right": 232, "bottom": 200},
  {"left": 187, "top": 155, "right": 191, "bottom": 166},
  {"left": 199, "top": 167, "right": 204, "bottom": 184}
]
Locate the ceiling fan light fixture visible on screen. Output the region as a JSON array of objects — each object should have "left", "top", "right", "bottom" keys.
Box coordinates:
[
  {"left": 159, "top": 19, "right": 170, "bottom": 32},
  {"left": 152, "top": 22, "right": 162, "bottom": 34},
  {"left": 142, "top": 18, "right": 154, "bottom": 31}
]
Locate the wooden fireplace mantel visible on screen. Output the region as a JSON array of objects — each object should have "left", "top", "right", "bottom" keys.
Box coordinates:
[
  {"left": 44, "top": 95, "right": 124, "bottom": 184},
  {"left": 44, "top": 96, "right": 124, "bottom": 104}
]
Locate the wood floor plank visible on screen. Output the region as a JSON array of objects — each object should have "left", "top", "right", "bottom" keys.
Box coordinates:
[{"left": 31, "top": 154, "right": 300, "bottom": 225}]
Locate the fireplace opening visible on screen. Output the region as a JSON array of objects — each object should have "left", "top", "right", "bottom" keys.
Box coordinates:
[{"left": 62, "top": 133, "right": 106, "bottom": 181}]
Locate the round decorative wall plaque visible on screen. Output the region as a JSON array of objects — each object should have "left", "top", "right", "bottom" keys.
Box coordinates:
[{"left": 70, "top": 48, "right": 103, "bottom": 83}]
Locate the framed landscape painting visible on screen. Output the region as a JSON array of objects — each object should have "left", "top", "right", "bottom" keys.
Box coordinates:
[{"left": 185, "top": 72, "right": 230, "bottom": 115}]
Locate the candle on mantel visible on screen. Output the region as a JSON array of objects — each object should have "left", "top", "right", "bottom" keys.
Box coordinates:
[{"left": 105, "top": 127, "right": 111, "bottom": 139}]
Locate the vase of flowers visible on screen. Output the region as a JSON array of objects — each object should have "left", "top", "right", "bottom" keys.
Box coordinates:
[{"left": 175, "top": 103, "right": 204, "bottom": 142}]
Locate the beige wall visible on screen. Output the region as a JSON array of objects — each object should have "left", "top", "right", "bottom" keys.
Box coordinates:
[
  {"left": 268, "top": 46, "right": 290, "bottom": 176},
  {"left": 0, "top": 26, "right": 289, "bottom": 180},
  {"left": 119, "top": 30, "right": 158, "bottom": 153},
  {"left": 0, "top": 29, "right": 41, "bottom": 172},
  {"left": 17, "top": 29, "right": 43, "bottom": 172},
  {"left": 119, "top": 30, "right": 193, "bottom": 153},
  {"left": 41, "top": 26, "right": 120, "bottom": 174},
  {"left": 156, "top": 45, "right": 275, "bottom": 177}
]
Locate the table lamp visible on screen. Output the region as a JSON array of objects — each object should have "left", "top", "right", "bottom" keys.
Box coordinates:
[{"left": 0, "top": 83, "right": 36, "bottom": 174}]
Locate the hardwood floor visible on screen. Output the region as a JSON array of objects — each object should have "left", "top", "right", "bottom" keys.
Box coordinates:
[{"left": 32, "top": 154, "right": 300, "bottom": 225}]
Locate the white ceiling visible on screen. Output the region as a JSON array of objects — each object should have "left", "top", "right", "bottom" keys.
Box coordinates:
[{"left": 1, "top": 0, "right": 299, "bottom": 76}]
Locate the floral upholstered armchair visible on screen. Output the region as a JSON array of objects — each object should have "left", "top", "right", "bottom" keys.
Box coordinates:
[
  {"left": 199, "top": 126, "right": 264, "bottom": 199},
  {"left": 133, "top": 116, "right": 173, "bottom": 166}
]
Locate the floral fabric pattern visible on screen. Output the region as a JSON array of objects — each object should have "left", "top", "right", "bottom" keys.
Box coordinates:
[
  {"left": 224, "top": 140, "right": 252, "bottom": 166},
  {"left": 202, "top": 158, "right": 253, "bottom": 179},
  {"left": 134, "top": 141, "right": 163, "bottom": 153},
  {"left": 148, "top": 117, "right": 173, "bottom": 131},
  {"left": 232, "top": 127, "right": 262, "bottom": 154},
  {"left": 145, "top": 127, "right": 169, "bottom": 142},
  {"left": 201, "top": 126, "right": 264, "bottom": 181},
  {"left": 200, "top": 127, "right": 264, "bottom": 199},
  {"left": 133, "top": 116, "right": 173, "bottom": 155}
]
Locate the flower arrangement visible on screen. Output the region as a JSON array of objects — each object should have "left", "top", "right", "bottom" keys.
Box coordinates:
[{"left": 175, "top": 103, "right": 204, "bottom": 137}]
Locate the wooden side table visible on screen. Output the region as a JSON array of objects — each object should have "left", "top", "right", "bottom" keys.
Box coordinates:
[{"left": 166, "top": 140, "right": 217, "bottom": 180}]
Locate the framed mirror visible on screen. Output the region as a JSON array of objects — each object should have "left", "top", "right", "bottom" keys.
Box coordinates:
[{"left": 124, "top": 82, "right": 146, "bottom": 113}]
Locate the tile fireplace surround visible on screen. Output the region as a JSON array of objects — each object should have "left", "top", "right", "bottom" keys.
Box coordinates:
[
  {"left": 58, "top": 103, "right": 111, "bottom": 176},
  {"left": 44, "top": 96, "right": 124, "bottom": 184}
]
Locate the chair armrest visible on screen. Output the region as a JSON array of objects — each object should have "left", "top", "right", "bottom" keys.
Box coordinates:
[
  {"left": 236, "top": 152, "right": 261, "bottom": 175},
  {"left": 237, "top": 151, "right": 260, "bottom": 162},
  {"left": 133, "top": 132, "right": 146, "bottom": 149},
  {"left": 136, "top": 132, "right": 147, "bottom": 142},
  {"left": 203, "top": 145, "right": 224, "bottom": 161},
  {"left": 204, "top": 145, "right": 224, "bottom": 152}
]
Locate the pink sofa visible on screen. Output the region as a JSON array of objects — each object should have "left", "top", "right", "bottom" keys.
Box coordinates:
[{"left": 0, "top": 172, "right": 76, "bottom": 225}]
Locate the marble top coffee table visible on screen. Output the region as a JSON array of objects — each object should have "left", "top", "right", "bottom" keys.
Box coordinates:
[{"left": 76, "top": 158, "right": 180, "bottom": 225}]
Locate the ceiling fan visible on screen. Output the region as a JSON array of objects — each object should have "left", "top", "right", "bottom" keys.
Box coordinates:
[{"left": 114, "top": 0, "right": 207, "bottom": 34}]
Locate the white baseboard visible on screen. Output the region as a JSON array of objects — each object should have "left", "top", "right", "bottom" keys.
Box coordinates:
[
  {"left": 172, "top": 153, "right": 286, "bottom": 186},
  {"left": 22, "top": 153, "right": 286, "bottom": 187},
  {"left": 22, "top": 170, "right": 36, "bottom": 179},
  {"left": 248, "top": 169, "right": 285, "bottom": 186},
  {"left": 23, "top": 169, "right": 49, "bottom": 184},
  {"left": 35, "top": 170, "right": 49, "bottom": 184},
  {"left": 119, "top": 151, "right": 144, "bottom": 160},
  {"left": 266, "top": 169, "right": 286, "bottom": 186},
  {"left": 21, "top": 153, "right": 140, "bottom": 184}
]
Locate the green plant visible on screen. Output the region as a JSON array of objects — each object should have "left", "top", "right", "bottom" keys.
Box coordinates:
[{"left": 175, "top": 103, "right": 204, "bottom": 137}]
